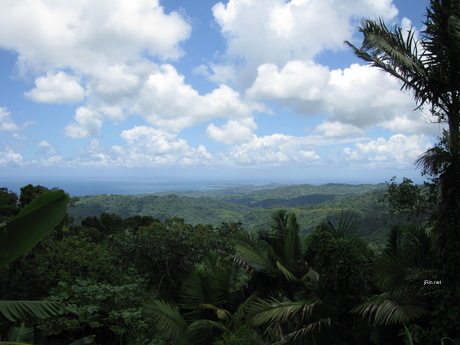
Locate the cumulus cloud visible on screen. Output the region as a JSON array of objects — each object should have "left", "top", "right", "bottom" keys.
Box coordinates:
[
  {"left": 226, "top": 133, "right": 320, "bottom": 166},
  {"left": 206, "top": 117, "right": 257, "bottom": 144},
  {"left": 212, "top": 0, "right": 397, "bottom": 76},
  {"left": 25, "top": 72, "right": 85, "bottom": 103},
  {"left": 248, "top": 61, "right": 437, "bottom": 136},
  {"left": 135, "top": 64, "right": 257, "bottom": 131},
  {"left": 0, "top": 0, "right": 191, "bottom": 73},
  {"left": 65, "top": 107, "right": 103, "bottom": 138},
  {"left": 0, "top": 107, "right": 34, "bottom": 131},
  {"left": 343, "top": 134, "right": 432, "bottom": 168},
  {"left": 37, "top": 140, "right": 57, "bottom": 154},
  {"left": 315, "top": 121, "right": 365, "bottom": 138},
  {"left": 0, "top": 148, "right": 23, "bottom": 167},
  {"left": 116, "top": 126, "right": 213, "bottom": 166}
]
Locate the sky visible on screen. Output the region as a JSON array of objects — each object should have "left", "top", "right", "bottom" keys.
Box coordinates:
[{"left": 0, "top": 0, "right": 441, "bottom": 188}]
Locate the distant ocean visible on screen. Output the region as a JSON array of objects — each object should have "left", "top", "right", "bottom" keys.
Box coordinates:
[
  {"left": 2, "top": 176, "right": 386, "bottom": 197},
  {"left": 2, "top": 178, "right": 247, "bottom": 196}
]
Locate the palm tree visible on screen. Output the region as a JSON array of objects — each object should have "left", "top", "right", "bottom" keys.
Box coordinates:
[
  {"left": 144, "top": 251, "right": 259, "bottom": 345},
  {"left": 242, "top": 211, "right": 375, "bottom": 345},
  {"left": 231, "top": 210, "right": 307, "bottom": 297},
  {"left": 351, "top": 225, "right": 440, "bottom": 344},
  {"left": 345, "top": 0, "right": 460, "bottom": 287}
]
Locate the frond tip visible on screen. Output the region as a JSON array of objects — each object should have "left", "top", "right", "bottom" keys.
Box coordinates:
[{"left": 0, "top": 300, "right": 63, "bottom": 324}]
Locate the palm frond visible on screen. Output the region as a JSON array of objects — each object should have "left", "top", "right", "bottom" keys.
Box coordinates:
[
  {"left": 180, "top": 269, "right": 226, "bottom": 312},
  {"left": 270, "top": 210, "right": 302, "bottom": 265},
  {"left": 272, "top": 317, "right": 331, "bottom": 345},
  {"left": 351, "top": 293, "right": 429, "bottom": 326},
  {"left": 415, "top": 137, "right": 451, "bottom": 176},
  {"left": 232, "top": 233, "right": 273, "bottom": 273},
  {"left": 200, "top": 304, "right": 232, "bottom": 322},
  {"left": 144, "top": 299, "right": 189, "bottom": 345},
  {"left": 345, "top": 18, "right": 429, "bottom": 108},
  {"left": 275, "top": 261, "right": 296, "bottom": 282},
  {"left": 246, "top": 297, "right": 316, "bottom": 327},
  {"left": 376, "top": 225, "right": 436, "bottom": 290},
  {"left": 0, "top": 300, "right": 63, "bottom": 324},
  {"left": 186, "top": 319, "right": 228, "bottom": 345}
]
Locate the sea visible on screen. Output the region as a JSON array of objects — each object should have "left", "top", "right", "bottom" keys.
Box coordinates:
[{"left": 1, "top": 175, "right": 390, "bottom": 197}]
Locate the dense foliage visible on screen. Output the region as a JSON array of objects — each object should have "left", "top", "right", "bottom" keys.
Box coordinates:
[{"left": 1, "top": 176, "right": 457, "bottom": 344}]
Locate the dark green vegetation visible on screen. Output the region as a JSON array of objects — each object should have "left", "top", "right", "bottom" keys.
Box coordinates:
[{"left": 0, "top": 175, "right": 457, "bottom": 344}]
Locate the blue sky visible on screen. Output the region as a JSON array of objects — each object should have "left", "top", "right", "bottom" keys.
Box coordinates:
[{"left": 0, "top": 0, "right": 440, "bottom": 188}]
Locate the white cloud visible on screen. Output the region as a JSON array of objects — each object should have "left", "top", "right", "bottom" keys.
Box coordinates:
[
  {"left": 212, "top": 0, "right": 397, "bottom": 77},
  {"left": 226, "top": 133, "right": 320, "bottom": 166},
  {"left": 0, "top": 148, "right": 23, "bottom": 167},
  {"left": 65, "top": 107, "right": 103, "bottom": 138},
  {"left": 32, "top": 155, "right": 64, "bottom": 167},
  {"left": 248, "top": 61, "right": 329, "bottom": 103},
  {"left": 116, "top": 126, "right": 213, "bottom": 166},
  {"left": 0, "top": 0, "right": 191, "bottom": 73},
  {"left": 25, "top": 72, "right": 85, "bottom": 103},
  {"left": 88, "top": 64, "right": 142, "bottom": 102},
  {"left": 343, "top": 134, "right": 432, "bottom": 168},
  {"left": 315, "top": 121, "right": 365, "bottom": 138},
  {"left": 206, "top": 117, "right": 257, "bottom": 144},
  {"left": 135, "top": 64, "right": 257, "bottom": 131},
  {"left": 248, "top": 61, "right": 437, "bottom": 136},
  {"left": 0, "top": 107, "right": 33, "bottom": 131},
  {"left": 37, "top": 140, "right": 57, "bottom": 154}
]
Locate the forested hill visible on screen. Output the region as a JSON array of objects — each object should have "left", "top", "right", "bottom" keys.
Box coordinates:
[{"left": 69, "top": 183, "right": 394, "bottom": 245}]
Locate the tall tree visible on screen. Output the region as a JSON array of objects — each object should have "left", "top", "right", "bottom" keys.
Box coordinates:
[{"left": 346, "top": 0, "right": 460, "bottom": 287}]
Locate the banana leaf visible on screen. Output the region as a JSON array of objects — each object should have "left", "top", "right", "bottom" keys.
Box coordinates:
[{"left": 0, "top": 190, "right": 67, "bottom": 267}]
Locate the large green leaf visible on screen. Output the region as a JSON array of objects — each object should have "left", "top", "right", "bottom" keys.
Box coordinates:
[
  {"left": 0, "top": 300, "right": 63, "bottom": 324},
  {"left": 0, "top": 190, "right": 67, "bottom": 266},
  {"left": 6, "top": 323, "right": 34, "bottom": 344}
]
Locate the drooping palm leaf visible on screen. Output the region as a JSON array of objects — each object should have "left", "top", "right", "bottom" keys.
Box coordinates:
[
  {"left": 351, "top": 293, "right": 429, "bottom": 326},
  {"left": 144, "top": 299, "right": 189, "bottom": 345},
  {"left": 275, "top": 261, "right": 296, "bottom": 282},
  {"left": 232, "top": 233, "right": 274, "bottom": 273},
  {"left": 186, "top": 318, "right": 229, "bottom": 344},
  {"left": 271, "top": 317, "right": 332, "bottom": 345},
  {"left": 345, "top": 18, "right": 427, "bottom": 101},
  {"left": 246, "top": 296, "right": 317, "bottom": 327},
  {"left": 0, "top": 300, "right": 63, "bottom": 324},
  {"left": 0, "top": 190, "right": 68, "bottom": 267},
  {"left": 375, "top": 225, "right": 436, "bottom": 291},
  {"left": 180, "top": 269, "right": 226, "bottom": 313}
]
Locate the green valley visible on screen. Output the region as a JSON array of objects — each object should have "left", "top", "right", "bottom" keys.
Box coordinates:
[{"left": 69, "top": 182, "right": 394, "bottom": 245}]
